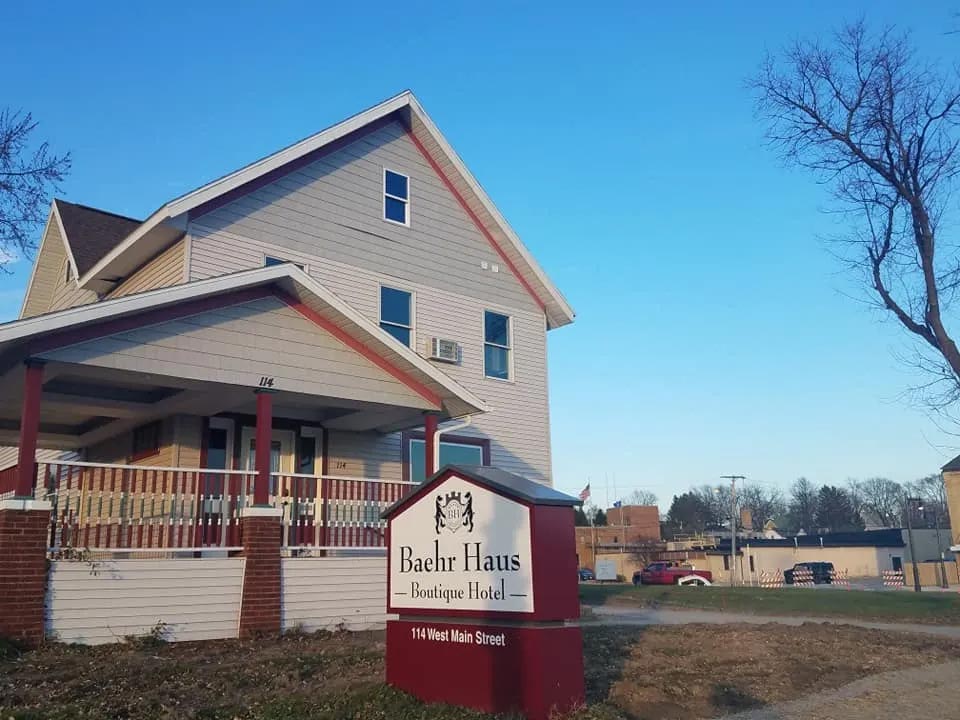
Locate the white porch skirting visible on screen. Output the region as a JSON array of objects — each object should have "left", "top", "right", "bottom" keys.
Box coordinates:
[
  {"left": 45, "top": 558, "right": 245, "bottom": 645},
  {"left": 281, "top": 556, "right": 390, "bottom": 631}
]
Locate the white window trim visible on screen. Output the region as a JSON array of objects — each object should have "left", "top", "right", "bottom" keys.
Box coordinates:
[
  {"left": 379, "top": 283, "right": 415, "bottom": 348},
  {"left": 383, "top": 167, "right": 410, "bottom": 227},
  {"left": 482, "top": 309, "right": 514, "bottom": 382},
  {"left": 208, "top": 417, "right": 236, "bottom": 470},
  {"left": 262, "top": 254, "right": 309, "bottom": 273},
  {"left": 299, "top": 426, "right": 324, "bottom": 476},
  {"left": 408, "top": 438, "right": 485, "bottom": 482}
]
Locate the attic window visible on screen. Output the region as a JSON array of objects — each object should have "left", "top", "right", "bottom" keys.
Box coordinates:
[
  {"left": 384, "top": 169, "right": 409, "bottom": 226},
  {"left": 64, "top": 261, "right": 72, "bottom": 284},
  {"left": 264, "top": 256, "right": 305, "bottom": 271}
]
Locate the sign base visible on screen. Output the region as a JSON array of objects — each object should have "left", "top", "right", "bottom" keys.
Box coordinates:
[{"left": 386, "top": 619, "right": 585, "bottom": 720}]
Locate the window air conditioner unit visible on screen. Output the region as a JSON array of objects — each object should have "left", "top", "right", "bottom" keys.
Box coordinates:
[{"left": 430, "top": 337, "right": 461, "bottom": 364}]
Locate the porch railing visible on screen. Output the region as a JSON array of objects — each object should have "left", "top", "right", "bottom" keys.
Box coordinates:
[{"left": 23, "top": 461, "right": 416, "bottom": 552}]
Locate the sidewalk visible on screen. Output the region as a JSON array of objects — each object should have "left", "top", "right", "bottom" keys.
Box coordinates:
[
  {"left": 716, "top": 660, "right": 960, "bottom": 720},
  {"left": 589, "top": 605, "right": 960, "bottom": 639}
]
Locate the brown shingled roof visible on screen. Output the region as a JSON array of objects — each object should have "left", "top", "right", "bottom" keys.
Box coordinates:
[{"left": 54, "top": 199, "right": 142, "bottom": 276}]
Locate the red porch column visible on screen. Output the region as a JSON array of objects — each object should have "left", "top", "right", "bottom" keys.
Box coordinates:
[
  {"left": 15, "top": 360, "right": 44, "bottom": 498},
  {"left": 239, "top": 388, "right": 282, "bottom": 638},
  {"left": 424, "top": 413, "right": 439, "bottom": 478},
  {"left": 0, "top": 360, "right": 51, "bottom": 647},
  {"left": 254, "top": 389, "right": 273, "bottom": 506}
]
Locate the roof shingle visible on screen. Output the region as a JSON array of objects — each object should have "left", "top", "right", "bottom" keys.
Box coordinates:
[{"left": 55, "top": 200, "right": 141, "bottom": 276}]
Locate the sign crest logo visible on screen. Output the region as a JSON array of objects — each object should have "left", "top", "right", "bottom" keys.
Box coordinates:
[{"left": 435, "top": 491, "right": 474, "bottom": 534}]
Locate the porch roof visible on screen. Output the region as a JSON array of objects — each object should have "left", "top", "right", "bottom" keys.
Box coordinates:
[{"left": 0, "top": 265, "right": 488, "bottom": 448}]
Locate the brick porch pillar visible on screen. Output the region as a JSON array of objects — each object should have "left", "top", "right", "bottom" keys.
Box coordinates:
[
  {"left": 238, "top": 389, "right": 282, "bottom": 638},
  {"left": 0, "top": 360, "right": 51, "bottom": 647}
]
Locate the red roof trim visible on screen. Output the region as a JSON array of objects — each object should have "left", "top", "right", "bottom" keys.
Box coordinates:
[
  {"left": 272, "top": 289, "right": 442, "bottom": 409},
  {"left": 188, "top": 114, "right": 398, "bottom": 221},
  {"left": 29, "top": 286, "right": 274, "bottom": 355},
  {"left": 405, "top": 129, "right": 546, "bottom": 313}
]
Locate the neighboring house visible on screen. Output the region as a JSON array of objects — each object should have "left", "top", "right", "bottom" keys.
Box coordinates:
[{"left": 0, "top": 91, "right": 573, "bottom": 547}]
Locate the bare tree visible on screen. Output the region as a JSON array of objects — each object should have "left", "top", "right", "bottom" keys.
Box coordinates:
[
  {"left": 753, "top": 23, "right": 960, "bottom": 414},
  {"left": 786, "top": 477, "right": 819, "bottom": 533},
  {"left": 692, "top": 484, "right": 728, "bottom": 527},
  {"left": 625, "top": 489, "right": 658, "bottom": 506},
  {"left": 738, "top": 484, "right": 786, "bottom": 528},
  {"left": 0, "top": 110, "right": 70, "bottom": 269},
  {"left": 848, "top": 477, "right": 904, "bottom": 527}
]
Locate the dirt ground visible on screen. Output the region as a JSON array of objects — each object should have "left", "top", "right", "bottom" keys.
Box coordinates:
[{"left": 1, "top": 623, "right": 958, "bottom": 719}]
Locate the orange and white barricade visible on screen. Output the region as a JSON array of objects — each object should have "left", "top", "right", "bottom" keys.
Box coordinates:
[
  {"left": 791, "top": 567, "right": 815, "bottom": 587},
  {"left": 759, "top": 570, "right": 784, "bottom": 589},
  {"left": 829, "top": 568, "right": 850, "bottom": 589},
  {"left": 882, "top": 570, "right": 905, "bottom": 588}
]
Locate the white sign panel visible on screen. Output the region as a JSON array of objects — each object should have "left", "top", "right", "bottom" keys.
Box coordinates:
[
  {"left": 389, "top": 475, "right": 534, "bottom": 613},
  {"left": 595, "top": 559, "right": 617, "bottom": 581}
]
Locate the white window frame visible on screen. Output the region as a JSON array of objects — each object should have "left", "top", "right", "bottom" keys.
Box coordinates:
[
  {"left": 408, "top": 438, "right": 485, "bottom": 483},
  {"left": 482, "top": 309, "right": 513, "bottom": 382},
  {"left": 208, "top": 417, "right": 236, "bottom": 470},
  {"left": 263, "top": 254, "right": 308, "bottom": 272},
  {"left": 383, "top": 168, "right": 410, "bottom": 227},
  {"left": 379, "top": 284, "right": 415, "bottom": 348},
  {"left": 298, "top": 426, "right": 324, "bottom": 476}
]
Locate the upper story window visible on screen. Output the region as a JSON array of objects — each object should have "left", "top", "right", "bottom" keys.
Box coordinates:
[
  {"left": 483, "top": 310, "right": 512, "bottom": 380},
  {"left": 383, "top": 169, "right": 409, "bottom": 226},
  {"left": 380, "top": 286, "right": 413, "bottom": 346},
  {"left": 64, "top": 261, "right": 72, "bottom": 284},
  {"left": 264, "top": 256, "right": 305, "bottom": 271}
]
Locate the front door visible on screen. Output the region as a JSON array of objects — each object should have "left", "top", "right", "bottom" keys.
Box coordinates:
[{"left": 240, "top": 428, "right": 296, "bottom": 479}]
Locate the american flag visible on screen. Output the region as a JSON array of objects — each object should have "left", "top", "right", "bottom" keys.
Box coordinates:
[{"left": 579, "top": 483, "right": 591, "bottom": 501}]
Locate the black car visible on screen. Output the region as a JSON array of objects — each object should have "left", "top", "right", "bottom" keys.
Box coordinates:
[{"left": 783, "top": 561, "right": 834, "bottom": 585}]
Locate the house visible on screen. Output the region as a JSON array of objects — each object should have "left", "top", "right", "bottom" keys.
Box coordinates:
[{"left": 0, "top": 90, "right": 574, "bottom": 551}]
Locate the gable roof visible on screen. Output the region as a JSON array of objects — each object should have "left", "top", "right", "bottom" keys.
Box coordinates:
[
  {"left": 0, "top": 264, "right": 488, "bottom": 422},
  {"left": 54, "top": 200, "right": 141, "bottom": 275},
  {"left": 942, "top": 454, "right": 960, "bottom": 472},
  {"left": 74, "top": 91, "right": 575, "bottom": 329},
  {"left": 381, "top": 465, "right": 580, "bottom": 519}
]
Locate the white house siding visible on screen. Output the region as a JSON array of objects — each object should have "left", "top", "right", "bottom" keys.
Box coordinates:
[
  {"left": 46, "top": 558, "right": 245, "bottom": 644},
  {"left": 280, "top": 556, "right": 389, "bottom": 631},
  {"left": 38, "top": 296, "right": 433, "bottom": 411},
  {"left": 186, "top": 121, "right": 553, "bottom": 482},
  {"left": 107, "top": 238, "right": 186, "bottom": 299},
  {"left": 0, "top": 446, "right": 77, "bottom": 471}
]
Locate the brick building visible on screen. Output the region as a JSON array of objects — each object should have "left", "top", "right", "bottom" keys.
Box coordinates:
[{"left": 575, "top": 505, "right": 660, "bottom": 570}]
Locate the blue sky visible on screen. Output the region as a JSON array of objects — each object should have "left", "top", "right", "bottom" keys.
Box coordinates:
[{"left": 2, "top": 1, "right": 958, "bottom": 506}]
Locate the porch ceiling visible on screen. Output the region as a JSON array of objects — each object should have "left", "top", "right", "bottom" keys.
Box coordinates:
[{"left": 0, "top": 361, "right": 445, "bottom": 450}]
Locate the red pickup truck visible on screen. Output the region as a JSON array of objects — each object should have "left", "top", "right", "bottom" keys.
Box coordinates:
[{"left": 633, "top": 562, "right": 713, "bottom": 586}]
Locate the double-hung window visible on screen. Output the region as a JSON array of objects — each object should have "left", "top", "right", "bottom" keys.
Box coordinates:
[
  {"left": 380, "top": 286, "right": 413, "bottom": 346},
  {"left": 483, "top": 310, "right": 512, "bottom": 380},
  {"left": 384, "top": 169, "right": 409, "bottom": 225}
]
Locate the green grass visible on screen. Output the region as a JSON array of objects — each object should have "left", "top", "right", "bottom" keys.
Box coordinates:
[{"left": 579, "top": 583, "right": 960, "bottom": 624}]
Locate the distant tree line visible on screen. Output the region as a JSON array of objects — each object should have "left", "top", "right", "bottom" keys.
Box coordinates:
[{"left": 660, "top": 475, "right": 949, "bottom": 539}]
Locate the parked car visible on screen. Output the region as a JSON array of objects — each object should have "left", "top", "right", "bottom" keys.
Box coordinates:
[
  {"left": 578, "top": 568, "right": 595, "bottom": 581},
  {"left": 632, "top": 561, "right": 713, "bottom": 586},
  {"left": 783, "top": 562, "right": 834, "bottom": 585}
]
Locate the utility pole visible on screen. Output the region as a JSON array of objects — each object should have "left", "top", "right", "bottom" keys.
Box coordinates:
[
  {"left": 904, "top": 497, "right": 922, "bottom": 593},
  {"left": 721, "top": 475, "right": 745, "bottom": 587}
]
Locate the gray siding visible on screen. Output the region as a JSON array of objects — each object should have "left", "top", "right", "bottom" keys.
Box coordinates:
[
  {"left": 108, "top": 238, "right": 186, "bottom": 299},
  {"left": 38, "top": 296, "right": 432, "bottom": 411},
  {"left": 190, "top": 120, "right": 539, "bottom": 315}
]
